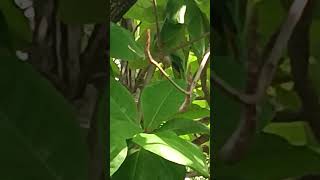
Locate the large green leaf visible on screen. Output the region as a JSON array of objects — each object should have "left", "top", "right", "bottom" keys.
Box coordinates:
[
  {"left": 193, "top": 0, "right": 210, "bottom": 20},
  {"left": 57, "top": 0, "right": 106, "bottom": 24},
  {"left": 215, "top": 133, "right": 320, "bottom": 180},
  {"left": 124, "top": 0, "right": 167, "bottom": 23},
  {"left": 160, "top": 20, "right": 187, "bottom": 52},
  {"left": 264, "top": 122, "right": 308, "bottom": 146},
  {"left": 185, "top": 0, "right": 209, "bottom": 58},
  {"left": 110, "top": 78, "right": 143, "bottom": 176},
  {"left": 165, "top": 0, "right": 186, "bottom": 24},
  {"left": 112, "top": 149, "right": 186, "bottom": 180},
  {"left": 0, "top": 56, "right": 87, "bottom": 179},
  {"left": 132, "top": 131, "right": 209, "bottom": 177},
  {"left": 156, "top": 118, "right": 209, "bottom": 135},
  {"left": 110, "top": 22, "right": 145, "bottom": 63},
  {"left": 0, "top": 0, "right": 32, "bottom": 49},
  {"left": 141, "top": 80, "right": 186, "bottom": 131}
]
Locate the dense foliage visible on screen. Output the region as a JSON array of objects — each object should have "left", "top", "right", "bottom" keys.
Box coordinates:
[{"left": 110, "top": 0, "right": 210, "bottom": 179}]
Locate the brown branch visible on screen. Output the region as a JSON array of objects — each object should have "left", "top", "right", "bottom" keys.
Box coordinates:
[
  {"left": 179, "top": 50, "right": 210, "bottom": 112},
  {"left": 211, "top": 0, "right": 309, "bottom": 106},
  {"left": 190, "top": 50, "right": 210, "bottom": 93},
  {"left": 254, "top": 0, "right": 309, "bottom": 103},
  {"left": 211, "top": 72, "right": 255, "bottom": 104},
  {"left": 145, "top": 29, "right": 190, "bottom": 95},
  {"left": 219, "top": 6, "right": 260, "bottom": 163}
]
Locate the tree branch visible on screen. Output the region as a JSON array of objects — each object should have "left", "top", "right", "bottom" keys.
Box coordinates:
[
  {"left": 254, "top": 0, "right": 309, "bottom": 103},
  {"left": 211, "top": 0, "right": 309, "bottom": 106},
  {"left": 145, "top": 29, "right": 190, "bottom": 95}
]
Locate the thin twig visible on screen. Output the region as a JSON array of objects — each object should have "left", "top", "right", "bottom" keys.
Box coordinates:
[
  {"left": 211, "top": 71, "right": 255, "bottom": 104},
  {"left": 254, "top": 0, "right": 308, "bottom": 102},
  {"left": 145, "top": 29, "right": 190, "bottom": 95},
  {"left": 190, "top": 50, "right": 210, "bottom": 93},
  {"left": 179, "top": 50, "right": 210, "bottom": 112},
  {"left": 211, "top": 0, "right": 308, "bottom": 105}
]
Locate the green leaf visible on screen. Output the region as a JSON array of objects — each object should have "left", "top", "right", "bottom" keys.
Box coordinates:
[
  {"left": 264, "top": 122, "right": 308, "bottom": 146},
  {"left": 165, "top": 0, "right": 186, "bottom": 24},
  {"left": 124, "top": 0, "right": 167, "bottom": 23},
  {"left": 193, "top": 0, "right": 210, "bottom": 20},
  {"left": 185, "top": 0, "right": 209, "bottom": 58},
  {"left": 215, "top": 133, "right": 320, "bottom": 180},
  {"left": 110, "top": 59, "right": 120, "bottom": 77},
  {"left": 160, "top": 20, "right": 187, "bottom": 52},
  {"left": 170, "top": 53, "right": 186, "bottom": 79},
  {"left": 156, "top": 118, "right": 209, "bottom": 135},
  {"left": 141, "top": 80, "right": 186, "bottom": 131},
  {"left": 0, "top": 56, "right": 87, "bottom": 179},
  {"left": 132, "top": 131, "right": 209, "bottom": 177},
  {"left": 110, "top": 78, "right": 143, "bottom": 176},
  {"left": 110, "top": 140, "right": 128, "bottom": 176},
  {"left": 0, "top": 0, "right": 32, "bottom": 49},
  {"left": 57, "top": 0, "right": 107, "bottom": 24},
  {"left": 275, "top": 85, "right": 301, "bottom": 110},
  {"left": 174, "top": 104, "right": 210, "bottom": 120},
  {"left": 112, "top": 149, "right": 186, "bottom": 180},
  {"left": 110, "top": 22, "right": 145, "bottom": 62}
]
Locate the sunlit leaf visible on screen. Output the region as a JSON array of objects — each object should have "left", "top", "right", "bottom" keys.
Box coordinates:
[
  {"left": 112, "top": 149, "right": 186, "bottom": 180},
  {"left": 132, "top": 131, "right": 209, "bottom": 177}
]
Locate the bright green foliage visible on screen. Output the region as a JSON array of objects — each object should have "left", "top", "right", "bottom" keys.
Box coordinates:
[
  {"left": 141, "top": 80, "right": 186, "bottom": 131},
  {"left": 110, "top": 78, "right": 143, "bottom": 176},
  {"left": 156, "top": 118, "right": 209, "bottom": 135},
  {"left": 110, "top": 23, "right": 145, "bottom": 63},
  {"left": 110, "top": 1, "right": 210, "bottom": 178},
  {"left": 112, "top": 149, "right": 186, "bottom": 180},
  {"left": 132, "top": 131, "right": 209, "bottom": 177}
]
